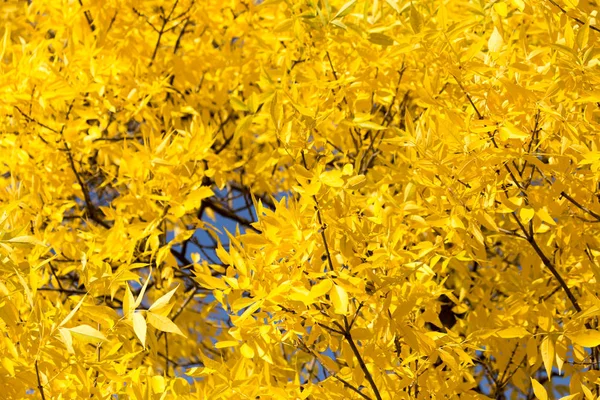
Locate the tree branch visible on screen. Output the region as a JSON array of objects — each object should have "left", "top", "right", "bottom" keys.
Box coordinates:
[
  {"left": 35, "top": 360, "right": 47, "bottom": 400},
  {"left": 343, "top": 323, "right": 383, "bottom": 400}
]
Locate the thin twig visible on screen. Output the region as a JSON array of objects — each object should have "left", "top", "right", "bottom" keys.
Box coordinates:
[
  {"left": 35, "top": 360, "right": 47, "bottom": 400},
  {"left": 332, "top": 374, "right": 373, "bottom": 400},
  {"left": 157, "top": 288, "right": 197, "bottom": 340},
  {"left": 78, "top": 0, "right": 96, "bottom": 32},
  {"left": 453, "top": 75, "right": 483, "bottom": 119},
  {"left": 301, "top": 152, "right": 335, "bottom": 272},
  {"left": 511, "top": 212, "right": 582, "bottom": 313},
  {"left": 343, "top": 320, "right": 383, "bottom": 400},
  {"left": 547, "top": 0, "right": 600, "bottom": 33},
  {"left": 561, "top": 191, "right": 600, "bottom": 222}
]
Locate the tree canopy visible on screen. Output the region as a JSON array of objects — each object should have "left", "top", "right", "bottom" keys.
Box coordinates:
[{"left": 1, "top": 0, "right": 600, "bottom": 398}]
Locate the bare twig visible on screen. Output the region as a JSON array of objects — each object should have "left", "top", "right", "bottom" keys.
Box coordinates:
[
  {"left": 301, "top": 152, "right": 335, "bottom": 272},
  {"left": 561, "top": 191, "right": 600, "bottom": 222},
  {"left": 35, "top": 360, "right": 47, "bottom": 400},
  {"left": 547, "top": 0, "right": 600, "bottom": 33},
  {"left": 343, "top": 318, "right": 383, "bottom": 400},
  {"left": 511, "top": 212, "right": 582, "bottom": 313},
  {"left": 78, "top": 0, "right": 96, "bottom": 32}
]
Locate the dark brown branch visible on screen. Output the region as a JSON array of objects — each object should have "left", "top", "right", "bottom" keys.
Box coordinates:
[
  {"left": 165, "top": 334, "right": 170, "bottom": 376},
  {"left": 106, "top": 11, "right": 118, "bottom": 34},
  {"left": 297, "top": 338, "right": 372, "bottom": 400},
  {"left": 496, "top": 343, "right": 520, "bottom": 394},
  {"left": 173, "top": 18, "right": 191, "bottom": 55},
  {"left": 203, "top": 198, "right": 260, "bottom": 233},
  {"left": 279, "top": 305, "right": 344, "bottom": 335},
  {"left": 561, "top": 191, "right": 600, "bottom": 222},
  {"left": 343, "top": 321, "right": 383, "bottom": 400},
  {"left": 63, "top": 143, "right": 110, "bottom": 229},
  {"left": 38, "top": 286, "right": 87, "bottom": 295},
  {"left": 332, "top": 374, "right": 373, "bottom": 400},
  {"left": 77, "top": 0, "right": 96, "bottom": 32},
  {"left": 14, "top": 106, "right": 59, "bottom": 134},
  {"left": 511, "top": 212, "right": 582, "bottom": 313},
  {"left": 453, "top": 76, "right": 483, "bottom": 120},
  {"left": 157, "top": 288, "right": 197, "bottom": 340},
  {"left": 301, "top": 152, "right": 335, "bottom": 272},
  {"left": 547, "top": 0, "right": 600, "bottom": 33},
  {"left": 147, "top": 0, "right": 182, "bottom": 66},
  {"left": 48, "top": 262, "right": 64, "bottom": 290},
  {"left": 35, "top": 360, "right": 47, "bottom": 400}
]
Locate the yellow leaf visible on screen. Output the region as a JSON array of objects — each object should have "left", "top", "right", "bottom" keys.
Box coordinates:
[
  {"left": 59, "top": 295, "right": 87, "bottom": 328},
  {"left": 531, "top": 377, "right": 548, "bottom": 400},
  {"left": 184, "top": 187, "right": 214, "bottom": 212},
  {"left": 563, "top": 0, "right": 578, "bottom": 8},
  {"left": 13, "top": 269, "right": 33, "bottom": 308},
  {"left": 527, "top": 337, "right": 537, "bottom": 366},
  {"left": 68, "top": 324, "right": 107, "bottom": 342},
  {"left": 320, "top": 170, "right": 345, "bottom": 188},
  {"left": 123, "top": 283, "right": 135, "bottom": 319},
  {"left": 5, "top": 236, "right": 46, "bottom": 246},
  {"left": 368, "top": 33, "right": 394, "bottom": 46},
  {"left": 410, "top": 5, "right": 423, "bottom": 33},
  {"left": 347, "top": 175, "right": 366, "bottom": 189},
  {"left": 500, "top": 122, "right": 529, "bottom": 140},
  {"left": 134, "top": 268, "right": 152, "bottom": 309},
  {"left": 310, "top": 279, "right": 333, "bottom": 299},
  {"left": 240, "top": 343, "right": 255, "bottom": 358},
  {"left": 496, "top": 326, "right": 530, "bottom": 338},
  {"left": 148, "top": 285, "right": 179, "bottom": 316},
  {"left": 476, "top": 211, "right": 499, "bottom": 231},
  {"left": 215, "top": 244, "right": 231, "bottom": 266},
  {"left": 330, "top": 284, "right": 349, "bottom": 315},
  {"left": 196, "top": 274, "right": 228, "bottom": 290},
  {"left": 511, "top": 0, "right": 525, "bottom": 11},
  {"left": 355, "top": 121, "right": 386, "bottom": 130},
  {"left": 540, "top": 336, "right": 554, "bottom": 379},
  {"left": 333, "top": 0, "right": 357, "bottom": 19},
  {"left": 559, "top": 395, "right": 580, "bottom": 400},
  {"left": 132, "top": 312, "right": 147, "bottom": 348},
  {"left": 519, "top": 207, "right": 535, "bottom": 224},
  {"left": 151, "top": 376, "right": 166, "bottom": 394},
  {"left": 147, "top": 312, "right": 185, "bottom": 336},
  {"left": 215, "top": 341, "right": 239, "bottom": 348},
  {"left": 488, "top": 27, "right": 504, "bottom": 53},
  {"left": 568, "top": 330, "right": 600, "bottom": 348},
  {"left": 536, "top": 207, "right": 556, "bottom": 226},
  {"left": 58, "top": 328, "right": 74, "bottom": 354},
  {"left": 494, "top": 2, "right": 508, "bottom": 17},
  {"left": 385, "top": 0, "right": 401, "bottom": 13}
]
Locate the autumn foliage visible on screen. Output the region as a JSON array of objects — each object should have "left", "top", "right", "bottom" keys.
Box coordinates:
[{"left": 1, "top": 0, "right": 600, "bottom": 398}]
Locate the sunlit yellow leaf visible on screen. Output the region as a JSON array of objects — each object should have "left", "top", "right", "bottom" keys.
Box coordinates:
[
  {"left": 531, "top": 377, "right": 548, "bottom": 400},
  {"left": 333, "top": 0, "right": 357, "bottom": 20},
  {"left": 59, "top": 295, "right": 87, "bottom": 328},
  {"left": 147, "top": 312, "right": 185, "bottom": 336},
  {"left": 488, "top": 27, "right": 504, "bottom": 53},
  {"left": 68, "top": 324, "right": 107, "bottom": 342},
  {"left": 215, "top": 341, "right": 240, "bottom": 348},
  {"left": 132, "top": 312, "right": 147, "bottom": 348},
  {"left": 540, "top": 336, "right": 554, "bottom": 379},
  {"left": 496, "top": 326, "right": 530, "bottom": 338},
  {"left": 330, "top": 284, "right": 349, "bottom": 315},
  {"left": 240, "top": 343, "right": 255, "bottom": 358},
  {"left": 320, "top": 170, "right": 345, "bottom": 187},
  {"left": 568, "top": 330, "right": 600, "bottom": 348},
  {"left": 123, "top": 283, "right": 135, "bottom": 319},
  {"left": 148, "top": 285, "right": 179, "bottom": 316},
  {"left": 519, "top": 207, "right": 535, "bottom": 224}
]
